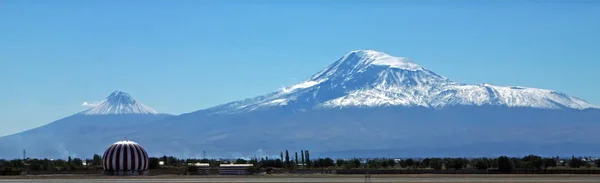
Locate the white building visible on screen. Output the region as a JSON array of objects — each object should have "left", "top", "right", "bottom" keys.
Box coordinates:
[
  {"left": 218, "top": 164, "right": 253, "bottom": 175},
  {"left": 189, "top": 163, "right": 211, "bottom": 175}
]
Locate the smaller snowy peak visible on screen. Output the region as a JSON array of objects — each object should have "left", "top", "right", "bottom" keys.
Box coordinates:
[
  {"left": 106, "top": 91, "right": 136, "bottom": 105},
  {"left": 82, "top": 91, "right": 159, "bottom": 115}
]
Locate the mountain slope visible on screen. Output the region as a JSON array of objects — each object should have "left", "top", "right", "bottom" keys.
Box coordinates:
[
  {"left": 2, "top": 50, "right": 599, "bottom": 159},
  {"left": 203, "top": 50, "right": 596, "bottom": 115},
  {"left": 152, "top": 50, "right": 600, "bottom": 158},
  {"left": 0, "top": 91, "right": 170, "bottom": 159}
]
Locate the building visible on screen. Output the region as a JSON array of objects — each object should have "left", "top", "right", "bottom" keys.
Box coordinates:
[
  {"left": 218, "top": 164, "right": 254, "bottom": 175},
  {"left": 188, "top": 163, "right": 211, "bottom": 175},
  {"left": 101, "top": 140, "right": 149, "bottom": 175}
]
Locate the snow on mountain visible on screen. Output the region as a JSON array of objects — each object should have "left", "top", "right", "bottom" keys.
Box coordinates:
[
  {"left": 207, "top": 50, "right": 597, "bottom": 114},
  {"left": 81, "top": 91, "right": 159, "bottom": 115}
]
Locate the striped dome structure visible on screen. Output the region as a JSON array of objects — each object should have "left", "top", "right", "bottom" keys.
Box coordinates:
[{"left": 102, "top": 140, "right": 149, "bottom": 175}]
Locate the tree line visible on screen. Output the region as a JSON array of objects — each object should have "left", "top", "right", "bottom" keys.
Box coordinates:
[{"left": 2, "top": 152, "right": 600, "bottom": 174}]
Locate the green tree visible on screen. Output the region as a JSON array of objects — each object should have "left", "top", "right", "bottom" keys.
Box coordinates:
[
  {"left": 294, "top": 152, "right": 298, "bottom": 167},
  {"left": 387, "top": 159, "right": 396, "bottom": 168},
  {"left": 72, "top": 158, "right": 83, "bottom": 167},
  {"left": 542, "top": 158, "right": 557, "bottom": 168},
  {"left": 301, "top": 150, "right": 305, "bottom": 166},
  {"left": 353, "top": 159, "right": 361, "bottom": 168},
  {"left": 522, "top": 154, "right": 543, "bottom": 169},
  {"left": 92, "top": 154, "right": 102, "bottom": 166},
  {"left": 148, "top": 157, "right": 160, "bottom": 169},
  {"left": 429, "top": 158, "right": 443, "bottom": 170},
  {"left": 166, "top": 156, "right": 179, "bottom": 166},
  {"left": 422, "top": 158, "right": 431, "bottom": 168},
  {"left": 336, "top": 159, "right": 345, "bottom": 167},
  {"left": 405, "top": 158, "right": 414, "bottom": 168},
  {"left": 497, "top": 156, "right": 514, "bottom": 173},
  {"left": 569, "top": 156, "right": 584, "bottom": 168},
  {"left": 473, "top": 159, "right": 489, "bottom": 170},
  {"left": 249, "top": 158, "right": 259, "bottom": 167},
  {"left": 235, "top": 158, "right": 247, "bottom": 164},
  {"left": 324, "top": 158, "right": 335, "bottom": 167}
]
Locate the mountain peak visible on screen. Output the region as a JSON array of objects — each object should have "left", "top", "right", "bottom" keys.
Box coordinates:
[
  {"left": 108, "top": 91, "right": 131, "bottom": 98},
  {"left": 343, "top": 49, "right": 422, "bottom": 71},
  {"left": 106, "top": 91, "right": 135, "bottom": 105},
  {"left": 308, "top": 49, "right": 439, "bottom": 84},
  {"left": 82, "top": 91, "right": 159, "bottom": 115}
]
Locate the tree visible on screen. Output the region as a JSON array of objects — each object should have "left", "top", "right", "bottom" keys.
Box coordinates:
[
  {"left": 235, "top": 159, "right": 247, "bottom": 164},
  {"left": 473, "top": 159, "right": 489, "bottom": 170},
  {"left": 148, "top": 157, "right": 160, "bottom": 169},
  {"left": 249, "top": 158, "right": 259, "bottom": 167},
  {"left": 522, "top": 154, "right": 543, "bottom": 169},
  {"left": 367, "top": 159, "right": 381, "bottom": 168},
  {"left": 453, "top": 158, "right": 466, "bottom": 170},
  {"left": 497, "top": 156, "right": 514, "bottom": 173},
  {"left": 422, "top": 158, "right": 431, "bottom": 168},
  {"left": 280, "top": 152, "right": 284, "bottom": 161},
  {"left": 166, "top": 156, "right": 179, "bottom": 166},
  {"left": 285, "top": 150, "right": 290, "bottom": 167},
  {"left": 323, "top": 158, "right": 335, "bottom": 167},
  {"left": 405, "top": 158, "right": 414, "bottom": 168},
  {"left": 294, "top": 152, "right": 299, "bottom": 167},
  {"left": 429, "top": 158, "right": 443, "bottom": 170},
  {"left": 542, "top": 158, "right": 557, "bottom": 168},
  {"left": 301, "top": 150, "right": 305, "bottom": 166},
  {"left": 336, "top": 159, "right": 345, "bottom": 167},
  {"left": 387, "top": 159, "right": 396, "bottom": 168},
  {"left": 305, "top": 150, "right": 311, "bottom": 168},
  {"left": 353, "top": 159, "right": 361, "bottom": 168},
  {"left": 569, "top": 156, "right": 584, "bottom": 168},
  {"left": 92, "top": 154, "right": 102, "bottom": 166}
]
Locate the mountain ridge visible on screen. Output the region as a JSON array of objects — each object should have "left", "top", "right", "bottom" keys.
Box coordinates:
[
  {"left": 1, "top": 49, "right": 599, "bottom": 159},
  {"left": 200, "top": 50, "right": 597, "bottom": 115}
]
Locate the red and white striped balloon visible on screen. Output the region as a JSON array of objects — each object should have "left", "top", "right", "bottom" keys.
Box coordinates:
[{"left": 102, "top": 140, "right": 149, "bottom": 171}]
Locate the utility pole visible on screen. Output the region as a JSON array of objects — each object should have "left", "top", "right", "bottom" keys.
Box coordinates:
[{"left": 23, "top": 149, "right": 26, "bottom": 160}]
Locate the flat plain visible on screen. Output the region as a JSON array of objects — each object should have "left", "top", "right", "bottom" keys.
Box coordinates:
[{"left": 1, "top": 174, "right": 600, "bottom": 183}]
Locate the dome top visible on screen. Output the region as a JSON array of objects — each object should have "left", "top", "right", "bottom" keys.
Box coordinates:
[{"left": 113, "top": 140, "right": 139, "bottom": 145}]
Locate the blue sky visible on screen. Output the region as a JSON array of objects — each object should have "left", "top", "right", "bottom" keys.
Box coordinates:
[{"left": 1, "top": 0, "right": 599, "bottom": 136}]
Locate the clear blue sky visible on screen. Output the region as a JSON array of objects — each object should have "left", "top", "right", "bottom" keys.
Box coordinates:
[{"left": 1, "top": 0, "right": 599, "bottom": 136}]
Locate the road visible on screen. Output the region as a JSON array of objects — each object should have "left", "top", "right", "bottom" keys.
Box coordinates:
[{"left": 1, "top": 176, "right": 600, "bottom": 183}]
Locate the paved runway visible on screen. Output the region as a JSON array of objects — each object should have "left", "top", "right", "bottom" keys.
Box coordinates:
[{"left": 1, "top": 176, "right": 600, "bottom": 183}]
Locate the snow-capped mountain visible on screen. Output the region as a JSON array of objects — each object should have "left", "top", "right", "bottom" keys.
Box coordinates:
[
  {"left": 82, "top": 91, "right": 159, "bottom": 115},
  {"left": 0, "top": 91, "right": 169, "bottom": 159},
  {"left": 158, "top": 51, "right": 600, "bottom": 157},
  {"left": 2, "top": 51, "right": 600, "bottom": 159},
  {"left": 207, "top": 50, "right": 596, "bottom": 114}
]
